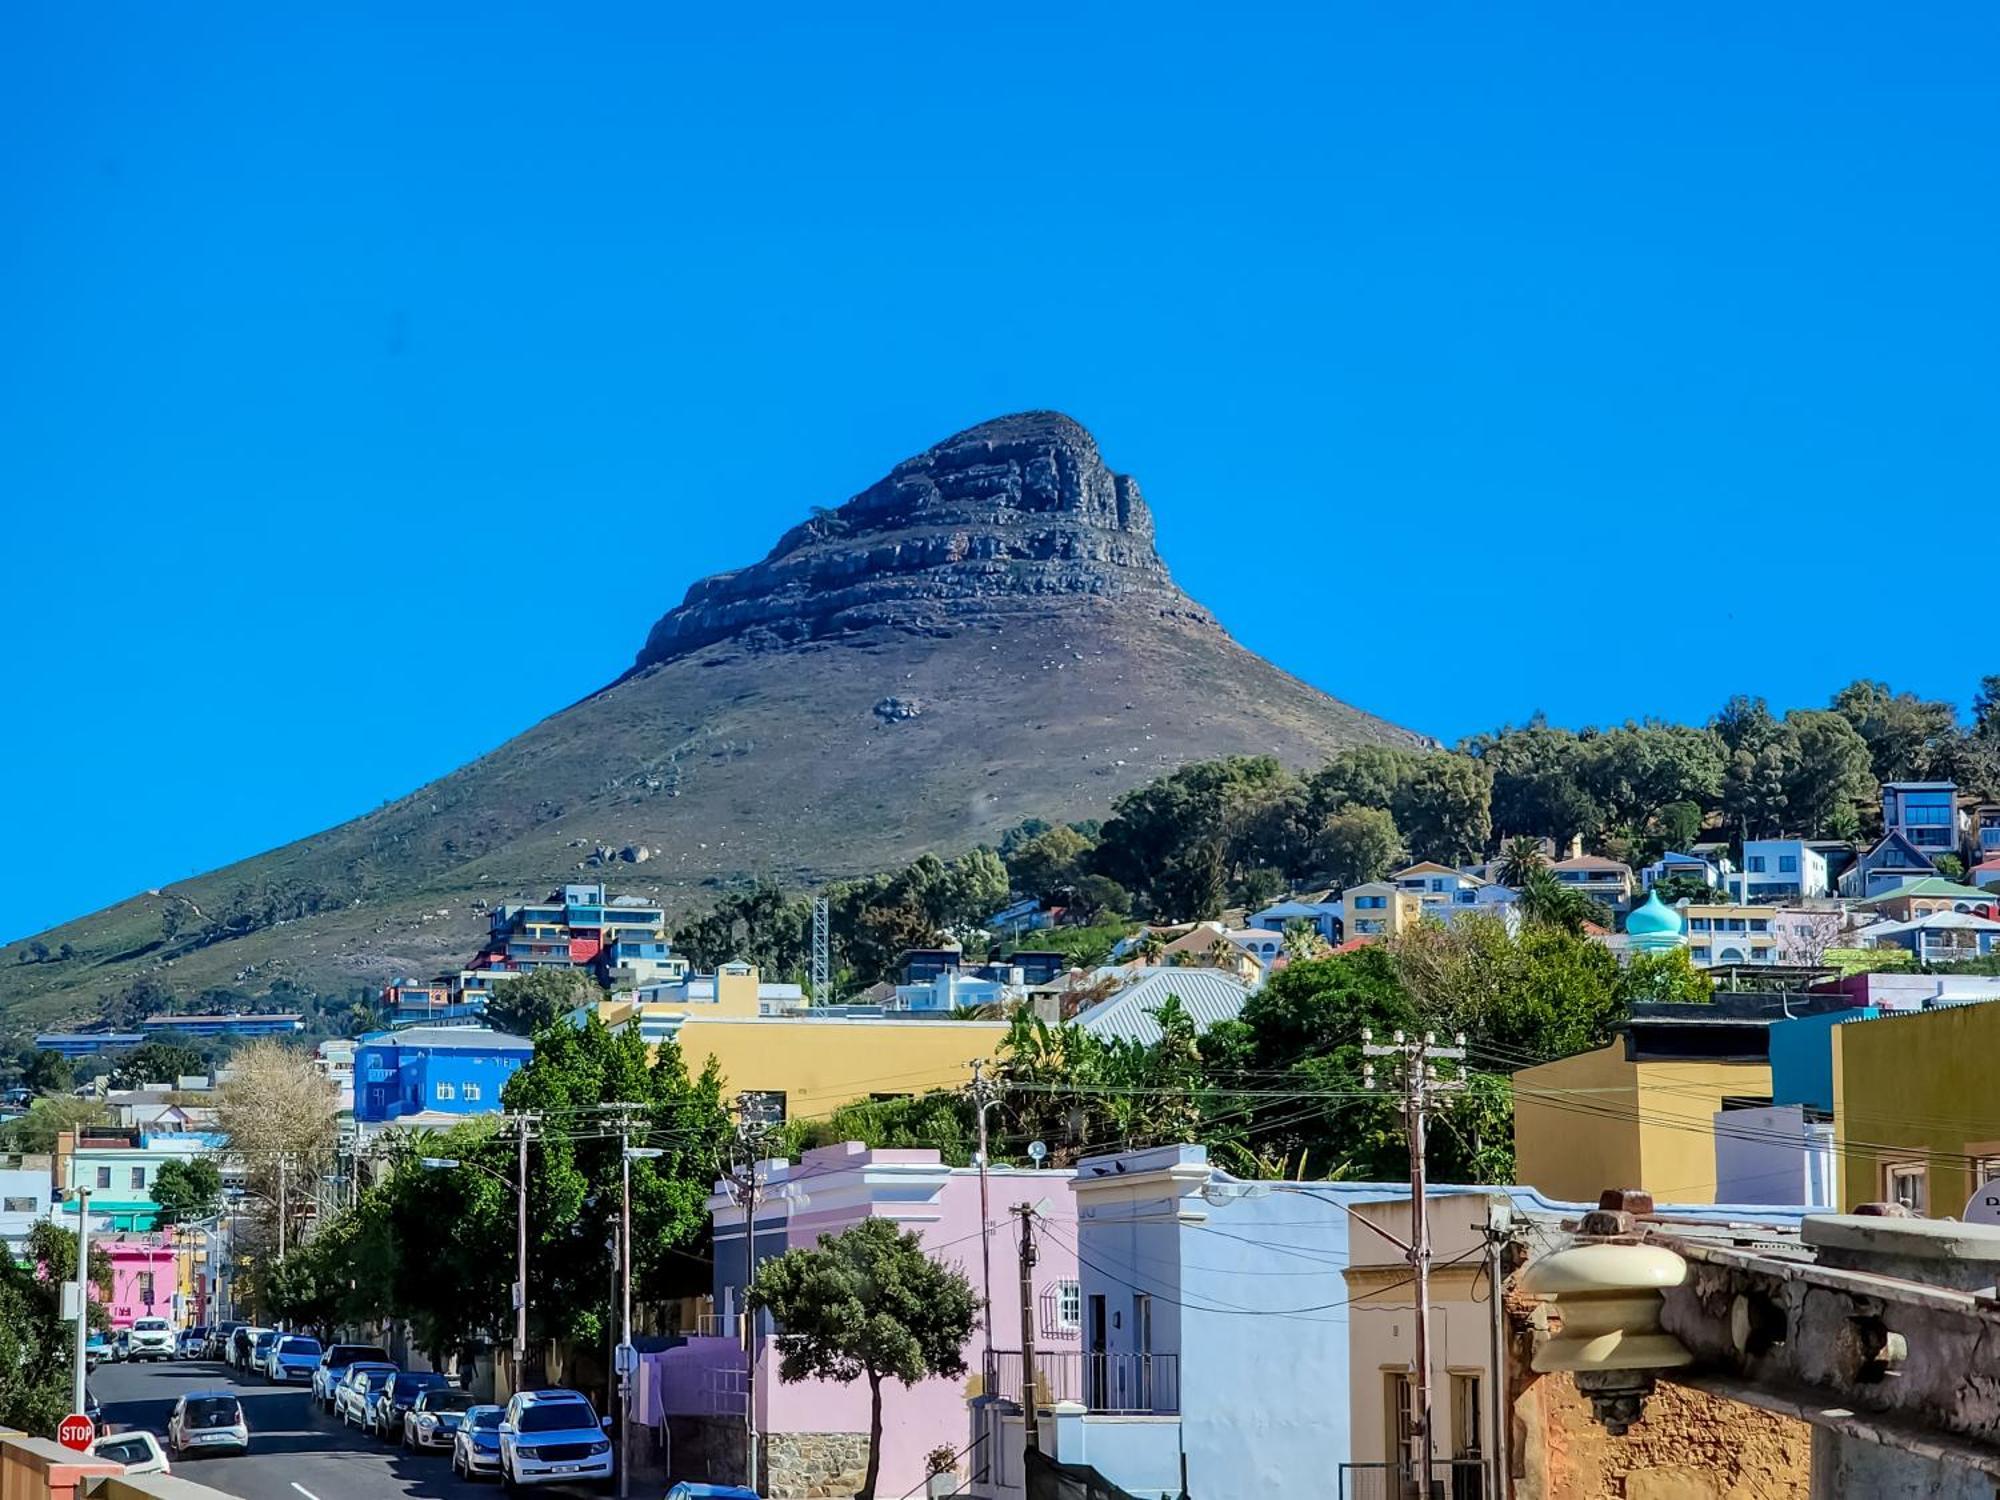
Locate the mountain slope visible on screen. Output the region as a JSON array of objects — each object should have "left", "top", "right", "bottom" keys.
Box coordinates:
[{"left": 0, "top": 412, "right": 1421, "bottom": 1039}]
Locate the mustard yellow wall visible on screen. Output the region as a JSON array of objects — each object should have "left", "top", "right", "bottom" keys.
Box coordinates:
[
  {"left": 1834, "top": 1006, "right": 2000, "bottom": 1215},
  {"left": 1514, "top": 1045, "right": 1643, "bottom": 1203},
  {"left": 671, "top": 1016, "right": 1010, "bottom": 1121},
  {"left": 1513, "top": 1043, "right": 1772, "bottom": 1204}
]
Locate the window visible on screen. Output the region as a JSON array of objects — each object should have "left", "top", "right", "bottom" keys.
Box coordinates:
[
  {"left": 1387, "top": 1372, "right": 1415, "bottom": 1473},
  {"left": 1691, "top": 947, "right": 1711, "bottom": 962},
  {"left": 96, "top": 1166, "right": 111, "bottom": 1190},
  {"left": 1779, "top": 855, "right": 1798, "bottom": 873},
  {"left": 462, "top": 1083, "right": 481, "bottom": 1102},
  {"left": 137, "top": 1271, "right": 154, "bottom": 1305},
  {"left": 1885, "top": 1163, "right": 1928, "bottom": 1215},
  {"left": 95, "top": 1437, "right": 153, "bottom": 1466},
  {"left": 131, "top": 1167, "right": 146, "bottom": 1189},
  {"left": 739, "top": 1090, "right": 787, "bottom": 1126},
  {"left": 1052, "top": 1279, "right": 1081, "bottom": 1331},
  {"left": 1356, "top": 920, "right": 1384, "bottom": 935},
  {"left": 434, "top": 1082, "right": 456, "bottom": 1101},
  {"left": 1747, "top": 856, "right": 1767, "bottom": 873},
  {"left": 1450, "top": 1372, "right": 1483, "bottom": 1460},
  {"left": 3, "top": 1196, "right": 35, "bottom": 1214},
  {"left": 1974, "top": 1157, "right": 2000, "bottom": 1187},
  {"left": 1750, "top": 919, "right": 1770, "bottom": 933}
]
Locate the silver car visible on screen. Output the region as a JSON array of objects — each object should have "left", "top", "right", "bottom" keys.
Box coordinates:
[
  {"left": 168, "top": 1392, "right": 249, "bottom": 1458},
  {"left": 334, "top": 1364, "right": 398, "bottom": 1429}
]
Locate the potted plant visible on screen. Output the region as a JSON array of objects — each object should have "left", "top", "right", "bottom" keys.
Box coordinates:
[{"left": 923, "top": 1444, "right": 959, "bottom": 1498}]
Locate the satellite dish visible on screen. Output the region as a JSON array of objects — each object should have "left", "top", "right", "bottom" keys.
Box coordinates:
[
  {"left": 1963, "top": 1180, "right": 2000, "bottom": 1225},
  {"left": 1028, "top": 1140, "right": 1048, "bottom": 1165}
]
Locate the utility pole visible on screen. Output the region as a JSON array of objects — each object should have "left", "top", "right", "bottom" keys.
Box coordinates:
[
  {"left": 728, "top": 1098, "right": 771, "bottom": 1494},
  {"left": 514, "top": 1112, "right": 535, "bottom": 1389},
  {"left": 1012, "top": 1203, "right": 1041, "bottom": 1454},
  {"left": 71, "top": 1185, "right": 91, "bottom": 1417},
  {"left": 1364, "top": 1028, "right": 1466, "bottom": 1499},
  {"left": 277, "top": 1152, "right": 288, "bottom": 1261},
  {"left": 968, "top": 1060, "right": 1000, "bottom": 1371},
  {"left": 614, "top": 1107, "right": 656, "bottom": 1500},
  {"left": 811, "top": 897, "right": 830, "bottom": 1005},
  {"left": 1483, "top": 1202, "right": 1513, "bottom": 1500}
]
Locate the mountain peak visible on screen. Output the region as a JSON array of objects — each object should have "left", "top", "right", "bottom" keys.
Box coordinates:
[{"left": 634, "top": 412, "right": 1205, "bottom": 670}]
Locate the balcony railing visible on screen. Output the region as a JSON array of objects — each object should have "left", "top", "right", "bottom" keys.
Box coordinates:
[
  {"left": 1337, "top": 1459, "right": 1489, "bottom": 1500},
  {"left": 984, "top": 1349, "right": 1179, "bottom": 1415}
]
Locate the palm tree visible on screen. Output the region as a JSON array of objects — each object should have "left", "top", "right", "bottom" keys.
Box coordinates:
[
  {"left": 1497, "top": 835, "right": 1547, "bottom": 889},
  {"left": 1515, "top": 867, "right": 1605, "bottom": 935}
]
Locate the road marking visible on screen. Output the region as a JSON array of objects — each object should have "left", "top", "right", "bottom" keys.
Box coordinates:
[{"left": 291, "top": 1484, "right": 321, "bottom": 1500}]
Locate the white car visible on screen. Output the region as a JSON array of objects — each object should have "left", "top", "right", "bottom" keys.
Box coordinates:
[
  {"left": 334, "top": 1364, "right": 398, "bottom": 1428},
  {"left": 168, "top": 1392, "right": 250, "bottom": 1458},
  {"left": 497, "top": 1387, "right": 613, "bottom": 1491},
  {"left": 127, "top": 1317, "right": 177, "bottom": 1362},
  {"left": 90, "top": 1430, "right": 171, "bottom": 1475}
]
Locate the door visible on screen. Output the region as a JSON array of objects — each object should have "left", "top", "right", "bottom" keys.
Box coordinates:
[
  {"left": 1085, "top": 1294, "right": 1107, "bottom": 1410},
  {"left": 1130, "top": 1294, "right": 1153, "bottom": 1411}
]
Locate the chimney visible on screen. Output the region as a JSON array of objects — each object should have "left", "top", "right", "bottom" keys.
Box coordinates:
[{"left": 1568, "top": 834, "right": 1585, "bottom": 860}]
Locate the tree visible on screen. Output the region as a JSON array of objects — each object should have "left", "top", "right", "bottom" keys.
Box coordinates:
[
  {"left": 1622, "top": 947, "right": 1714, "bottom": 1005},
  {"left": 749, "top": 1218, "right": 979, "bottom": 1499},
  {"left": 1306, "top": 746, "right": 1423, "bottom": 821},
  {"left": 1513, "top": 868, "right": 1608, "bottom": 936},
  {"left": 1064, "top": 875, "right": 1131, "bottom": 924},
  {"left": 486, "top": 969, "right": 606, "bottom": 1038},
  {"left": 1650, "top": 873, "right": 1722, "bottom": 907},
  {"left": 0, "top": 1222, "right": 111, "bottom": 1434},
  {"left": 1392, "top": 754, "right": 1493, "bottom": 866},
  {"left": 1233, "top": 866, "right": 1288, "bottom": 910},
  {"left": 1004, "top": 826, "right": 1094, "bottom": 904},
  {"left": 20, "top": 1049, "right": 73, "bottom": 1095},
  {"left": 1936, "top": 854, "right": 1967, "bottom": 882},
  {"left": 1656, "top": 800, "right": 1705, "bottom": 852},
  {"left": 1496, "top": 836, "right": 1546, "bottom": 889},
  {"left": 1317, "top": 807, "right": 1402, "bottom": 888},
  {"left": 1282, "top": 920, "right": 1330, "bottom": 962},
  {"left": 1782, "top": 711, "right": 1876, "bottom": 837},
  {"left": 217, "top": 1040, "right": 339, "bottom": 1255},
  {"left": 151, "top": 1158, "right": 222, "bottom": 1225},
  {"left": 107, "top": 1041, "right": 206, "bottom": 1091},
  {"left": 1832, "top": 679, "right": 1961, "bottom": 784},
  {"left": 1, "top": 1095, "right": 106, "bottom": 1154}
]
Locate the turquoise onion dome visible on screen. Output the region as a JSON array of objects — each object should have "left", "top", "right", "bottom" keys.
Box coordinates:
[{"left": 1625, "top": 889, "right": 1685, "bottom": 946}]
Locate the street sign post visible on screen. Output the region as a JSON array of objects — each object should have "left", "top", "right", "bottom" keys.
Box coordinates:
[{"left": 57, "top": 1414, "right": 94, "bottom": 1452}]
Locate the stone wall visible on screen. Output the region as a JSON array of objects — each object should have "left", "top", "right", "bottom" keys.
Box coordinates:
[
  {"left": 1518, "top": 1373, "right": 1810, "bottom": 1499},
  {"left": 663, "top": 1415, "right": 746, "bottom": 1489},
  {"left": 761, "top": 1431, "right": 872, "bottom": 1500}
]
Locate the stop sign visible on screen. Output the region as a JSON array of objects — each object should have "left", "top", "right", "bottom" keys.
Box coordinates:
[{"left": 56, "top": 1413, "right": 93, "bottom": 1452}]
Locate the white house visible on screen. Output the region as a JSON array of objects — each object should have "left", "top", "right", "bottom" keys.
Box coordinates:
[{"left": 1728, "top": 839, "right": 1830, "bottom": 902}]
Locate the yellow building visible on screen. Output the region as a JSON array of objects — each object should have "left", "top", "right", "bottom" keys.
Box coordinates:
[
  {"left": 1343, "top": 882, "right": 1425, "bottom": 942},
  {"left": 591, "top": 965, "right": 1009, "bottom": 1123},
  {"left": 1512, "top": 1041, "right": 1771, "bottom": 1205},
  {"left": 1832, "top": 1004, "right": 2000, "bottom": 1217}
]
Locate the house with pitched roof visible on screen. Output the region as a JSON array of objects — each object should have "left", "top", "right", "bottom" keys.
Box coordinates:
[
  {"left": 1838, "top": 831, "right": 1940, "bottom": 898},
  {"left": 1071, "top": 967, "right": 1253, "bottom": 1045},
  {"left": 1548, "top": 854, "right": 1636, "bottom": 914}
]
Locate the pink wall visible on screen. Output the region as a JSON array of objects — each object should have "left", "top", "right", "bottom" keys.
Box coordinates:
[
  {"left": 104, "top": 1241, "right": 178, "bottom": 1327},
  {"left": 755, "top": 1145, "right": 1078, "bottom": 1497}
]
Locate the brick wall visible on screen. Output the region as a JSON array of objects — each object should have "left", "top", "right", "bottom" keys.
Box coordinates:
[{"left": 1518, "top": 1373, "right": 1809, "bottom": 1499}]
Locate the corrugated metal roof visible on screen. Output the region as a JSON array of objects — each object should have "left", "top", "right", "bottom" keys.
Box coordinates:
[{"left": 1072, "top": 968, "right": 1252, "bottom": 1045}]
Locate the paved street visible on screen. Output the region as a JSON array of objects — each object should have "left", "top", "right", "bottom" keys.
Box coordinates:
[{"left": 92, "top": 1358, "right": 495, "bottom": 1500}]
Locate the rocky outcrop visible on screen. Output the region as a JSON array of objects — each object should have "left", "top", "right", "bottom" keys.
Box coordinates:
[{"left": 634, "top": 411, "right": 1213, "bottom": 668}]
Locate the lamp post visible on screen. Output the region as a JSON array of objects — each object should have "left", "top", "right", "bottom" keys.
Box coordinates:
[{"left": 618, "top": 1146, "right": 663, "bottom": 1500}]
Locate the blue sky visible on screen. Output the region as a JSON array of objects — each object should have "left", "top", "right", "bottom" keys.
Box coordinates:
[{"left": 4, "top": 4, "right": 1997, "bottom": 940}]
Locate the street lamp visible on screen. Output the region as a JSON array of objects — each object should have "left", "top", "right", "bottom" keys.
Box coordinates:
[{"left": 616, "top": 1146, "right": 663, "bottom": 1500}]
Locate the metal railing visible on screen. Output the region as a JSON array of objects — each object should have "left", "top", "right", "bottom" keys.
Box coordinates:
[
  {"left": 983, "top": 1349, "right": 1180, "bottom": 1414},
  {"left": 1337, "top": 1459, "right": 1490, "bottom": 1500}
]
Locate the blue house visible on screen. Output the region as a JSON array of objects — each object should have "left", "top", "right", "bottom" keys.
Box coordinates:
[{"left": 353, "top": 1026, "right": 534, "bottom": 1124}]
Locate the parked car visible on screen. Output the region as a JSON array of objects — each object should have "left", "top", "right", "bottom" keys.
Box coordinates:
[
  {"left": 179, "top": 1326, "right": 209, "bottom": 1359},
  {"left": 110, "top": 1330, "right": 131, "bottom": 1363},
  {"left": 91, "top": 1430, "right": 171, "bottom": 1476},
  {"left": 452, "top": 1404, "right": 505, "bottom": 1481},
  {"left": 315, "top": 1344, "right": 390, "bottom": 1409},
  {"left": 249, "top": 1330, "right": 284, "bottom": 1378},
  {"left": 128, "top": 1317, "right": 177, "bottom": 1362},
  {"left": 334, "top": 1364, "right": 398, "bottom": 1429},
  {"left": 370, "top": 1371, "right": 447, "bottom": 1440},
  {"left": 404, "top": 1387, "right": 479, "bottom": 1452},
  {"left": 496, "top": 1387, "right": 613, "bottom": 1491},
  {"left": 232, "top": 1325, "right": 271, "bottom": 1371},
  {"left": 84, "top": 1332, "right": 109, "bottom": 1370},
  {"left": 85, "top": 1386, "right": 103, "bottom": 1435},
  {"left": 269, "top": 1335, "right": 323, "bottom": 1384},
  {"left": 665, "top": 1487, "right": 762, "bottom": 1500},
  {"left": 208, "top": 1322, "right": 244, "bottom": 1361},
  {"left": 168, "top": 1392, "right": 250, "bottom": 1458}
]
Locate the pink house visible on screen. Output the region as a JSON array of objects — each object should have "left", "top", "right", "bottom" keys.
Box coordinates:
[
  {"left": 102, "top": 1235, "right": 179, "bottom": 1328},
  {"left": 645, "top": 1143, "right": 1079, "bottom": 1499}
]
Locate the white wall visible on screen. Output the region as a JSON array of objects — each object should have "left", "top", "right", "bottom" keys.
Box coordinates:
[{"left": 1713, "top": 1105, "right": 1834, "bottom": 1208}]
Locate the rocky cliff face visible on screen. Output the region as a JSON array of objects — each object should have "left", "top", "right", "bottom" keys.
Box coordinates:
[{"left": 635, "top": 411, "right": 1213, "bottom": 667}]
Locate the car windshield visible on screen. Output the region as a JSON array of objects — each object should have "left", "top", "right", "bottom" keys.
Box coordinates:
[
  {"left": 362, "top": 1369, "right": 397, "bottom": 1390},
  {"left": 468, "top": 1408, "right": 503, "bottom": 1431},
  {"left": 520, "top": 1400, "right": 597, "bottom": 1433},
  {"left": 134, "top": 1319, "right": 170, "bottom": 1331},
  {"left": 329, "top": 1345, "right": 388, "bottom": 1366},
  {"left": 185, "top": 1398, "right": 242, "bottom": 1428},
  {"left": 392, "top": 1374, "right": 443, "bottom": 1398},
  {"left": 426, "top": 1392, "right": 477, "bottom": 1414},
  {"left": 279, "top": 1338, "right": 321, "bottom": 1357}
]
